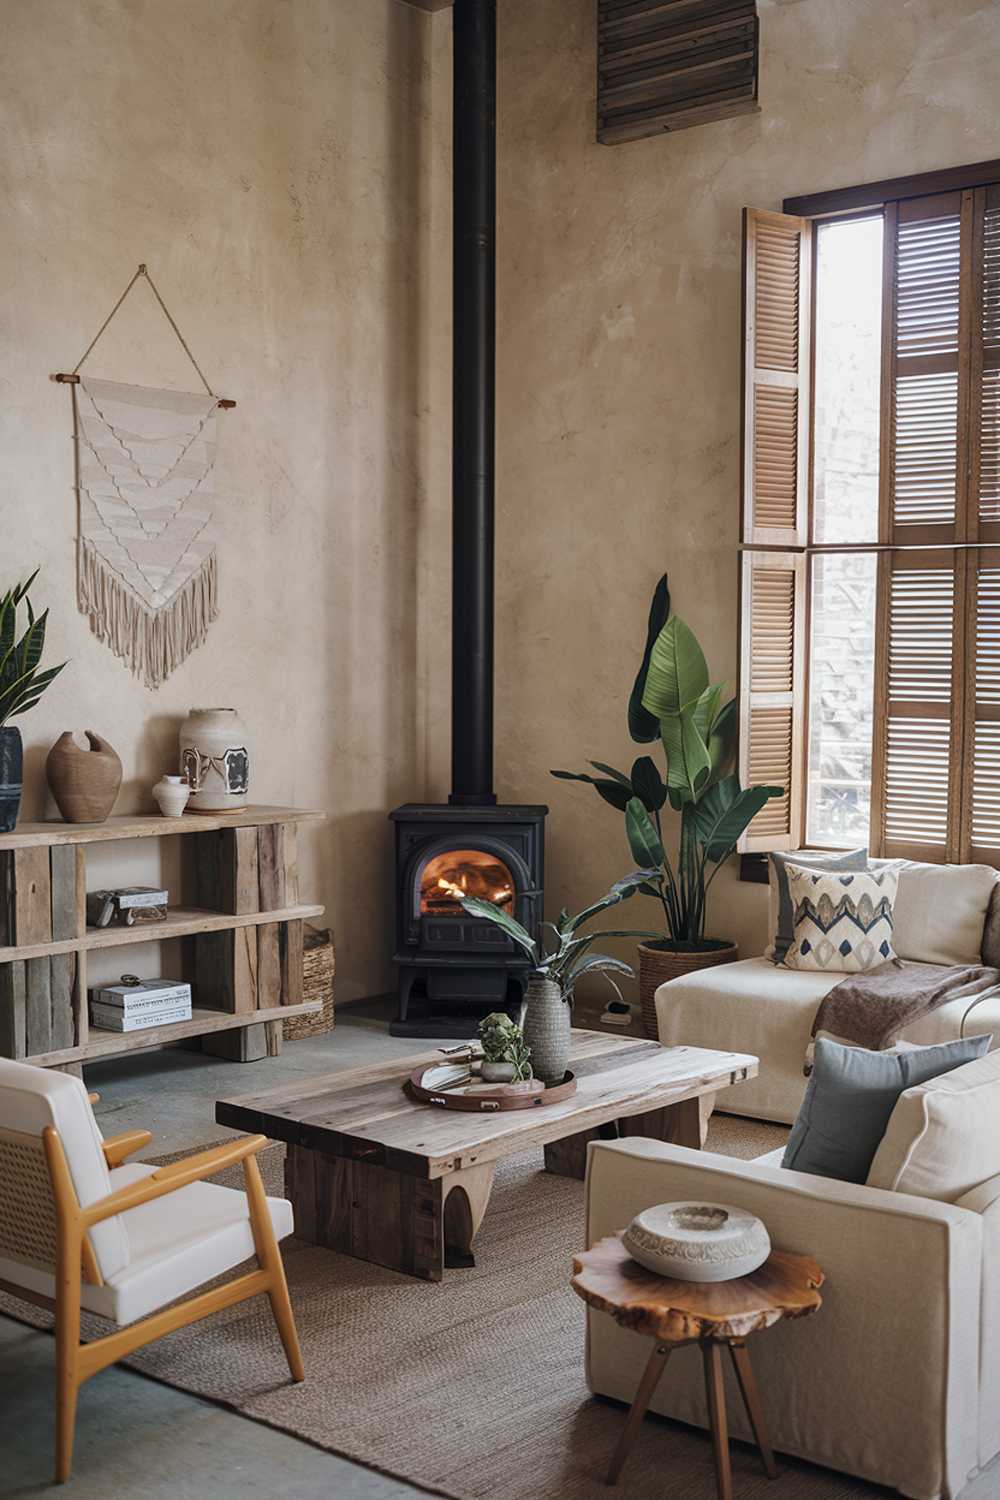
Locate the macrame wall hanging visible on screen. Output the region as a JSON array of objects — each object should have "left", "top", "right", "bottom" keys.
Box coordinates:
[{"left": 53, "top": 264, "right": 236, "bottom": 690}]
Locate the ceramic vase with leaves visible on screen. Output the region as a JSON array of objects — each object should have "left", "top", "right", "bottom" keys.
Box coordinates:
[
  {"left": 520, "top": 977, "right": 572, "bottom": 1084},
  {"left": 0, "top": 571, "right": 67, "bottom": 832}
]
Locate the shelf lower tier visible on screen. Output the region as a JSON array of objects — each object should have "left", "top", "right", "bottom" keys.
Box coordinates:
[
  {"left": 29, "top": 1000, "right": 323, "bottom": 1068},
  {"left": 0, "top": 904, "right": 325, "bottom": 963}
]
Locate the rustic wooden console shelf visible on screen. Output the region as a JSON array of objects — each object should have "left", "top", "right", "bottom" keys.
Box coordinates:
[{"left": 0, "top": 807, "right": 325, "bottom": 1072}]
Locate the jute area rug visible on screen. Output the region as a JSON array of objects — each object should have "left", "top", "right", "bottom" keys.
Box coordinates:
[{"left": 1, "top": 1115, "right": 880, "bottom": 1499}]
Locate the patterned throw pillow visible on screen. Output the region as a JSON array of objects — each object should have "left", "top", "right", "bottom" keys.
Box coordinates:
[{"left": 783, "top": 864, "right": 898, "bottom": 972}]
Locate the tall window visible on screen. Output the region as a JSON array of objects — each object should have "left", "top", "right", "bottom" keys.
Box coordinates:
[{"left": 739, "top": 166, "right": 1000, "bottom": 866}]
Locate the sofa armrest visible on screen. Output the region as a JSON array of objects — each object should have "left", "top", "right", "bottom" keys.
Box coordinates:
[
  {"left": 584, "top": 1137, "right": 982, "bottom": 1500},
  {"left": 956, "top": 1174, "right": 1000, "bottom": 1468}
]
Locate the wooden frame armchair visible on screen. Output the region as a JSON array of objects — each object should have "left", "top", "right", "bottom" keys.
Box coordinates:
[{"left": 0, "top": 1060, "right": 304, "bottom": 1483}]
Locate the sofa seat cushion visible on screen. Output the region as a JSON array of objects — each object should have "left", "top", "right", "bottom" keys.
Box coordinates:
[
  {"left": 656, "top": 957, "right": 842, "bottom": 1124},
  {"left": 0, "top": 1162, "right": 294, "bottom": 1325},
  {"left": 868, "top": 1050, "right": 1000, "bottom": 1201}
]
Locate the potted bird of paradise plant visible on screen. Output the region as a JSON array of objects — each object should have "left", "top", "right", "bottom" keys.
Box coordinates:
[{"left": 552, "top": 577, "right": 781, "bottom": 1037}]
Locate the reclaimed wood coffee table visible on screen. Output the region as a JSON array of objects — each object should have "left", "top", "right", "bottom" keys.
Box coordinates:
[{"left": 216, "top": 1031, "right": 757, "bottom": 1282}]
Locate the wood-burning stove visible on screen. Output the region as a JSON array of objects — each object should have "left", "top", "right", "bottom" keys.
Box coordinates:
[{"left": 389, "top": 0, "right": 547, "bottom": 1036}]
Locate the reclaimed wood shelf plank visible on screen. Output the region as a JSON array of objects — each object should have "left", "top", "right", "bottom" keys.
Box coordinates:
[
  {"left": 0, "top": 806, "right": 325, "bottom": 851},
  {"left": 0, "top": 903, "right": 324, "bottom": 963},
  {"left": 25, "top": 1000, "right": 323, "bottom": 1068}
]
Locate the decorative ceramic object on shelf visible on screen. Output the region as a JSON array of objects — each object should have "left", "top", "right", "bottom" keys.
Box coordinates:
[
  {"left": 46, "top": 731, "right": 122, "bottom": 824},
  {"left": 0, "top": 570, "right": 68, "bottom": 832},
  {"left": 152, "top": 774, "right": 190, "bottom": 818},
  {"left": 0, "top": 728, "right": 22, "bottom": 835},
  {"left": 179, "top": 707, "right": 250, "bottom": 811},
  {"left": 623, "top": 1201, "right": 771, "bottom": 1284},
  {"left": 520, "top": 977, "right": 572, "bottom": 1085}
]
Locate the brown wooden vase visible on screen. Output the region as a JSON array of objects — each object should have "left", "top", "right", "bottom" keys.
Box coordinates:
[
  {"left": 638, "top": 940, "right": 739, "bottom": 1040},
  {"left": 46, "top": 731, "right": 122, "bottom": 824}
]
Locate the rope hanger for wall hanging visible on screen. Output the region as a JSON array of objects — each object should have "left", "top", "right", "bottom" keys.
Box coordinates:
[
  {"left": 51, "top": 262, "right": 236, "bottom": 407},
  {"left": 53, "top": 263, "right": 238, "bottom": 689}
]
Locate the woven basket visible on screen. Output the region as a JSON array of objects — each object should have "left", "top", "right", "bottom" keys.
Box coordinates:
[
  {"left": 638, "top": 941, "right": 738, "bottom": 1040},
  {"left": 284, "top": 927, "right": 336, "bottom": 1040}
]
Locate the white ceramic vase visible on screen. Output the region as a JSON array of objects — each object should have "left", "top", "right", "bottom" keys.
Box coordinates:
[
  {"left": 179, "top": 708, "right": 250, "bottom": 811},
  {"left": 152, "top": 774, "right": 190, "bottom": 818}
]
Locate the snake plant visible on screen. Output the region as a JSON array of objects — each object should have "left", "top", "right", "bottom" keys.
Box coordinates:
[{"left": 0, "top": 571, "right": 66, "bottom": 728}]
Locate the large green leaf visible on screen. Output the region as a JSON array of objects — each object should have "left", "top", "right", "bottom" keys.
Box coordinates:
[
  {"left": 458, "top": 896, "right": 538, "bottom": 961},
  {"left": 565, "top": 869, "right": 654, "bottom": 934},
  {"left": 660, "top": 706, "right": 712, "bottom": 804},
  {"left": 625, "top": 797, "right": 666, "bottom": 870},
  {"left": 691, "top": 775, "right": 783, "bottom": 862},
  {"left": 566, "top": 952, "right": 636, "bottom": 987},
  {"left": 641, "top": 615, "right": 709, "bottom": 721},
  {"left": 707, "top": 697, "right": 737, "bottom": 783},
  {"left": 628, "top": 574, "right": 670, "bottom": 743},
  {"left": 630, "top": 755, "right": 666, "bottom": 812},
  {"left": 692, "top": 683, "right": 723, "bottom": 744},
  {"left": 17, "top": 609, "right": 47, "bottom": 676},
  {"left": 588, "top": 761, "right": 632, "bottom": 787},
  {"left": 549, "top": 768, "right": 633, "bottom": 812}
]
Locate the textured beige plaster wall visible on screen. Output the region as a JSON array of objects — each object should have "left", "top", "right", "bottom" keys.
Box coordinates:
[
  {"left": 424, "top": 0, "right": 1000, "bottom": 985},
  {"left": 1, "top": 0, "right": 434, "bottom": 1002}
]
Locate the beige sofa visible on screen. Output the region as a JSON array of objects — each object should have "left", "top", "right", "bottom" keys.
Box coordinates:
[
  {"left": 585, "top": 1134, "right": 995, "bottom": 1499},
  {"left": 656, "top": 861, "right": 1000, "bottom": 1125}
]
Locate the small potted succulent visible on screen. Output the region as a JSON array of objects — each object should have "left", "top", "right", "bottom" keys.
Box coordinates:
[
  {"left": 0, "top": 572, "right": 66, "bottom": 833},
  {"left": 461, "top": 871, "right": 658, "bottom": 1084},
  {"left": 478, "top": 1012, "right": 533, "bottom": 1085}
]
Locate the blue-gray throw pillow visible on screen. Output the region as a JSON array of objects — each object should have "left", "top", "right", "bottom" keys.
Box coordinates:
[
  {"left": 782, "top": 1033, "right": 993, "bottom": 1184},
  {"left": 767, "top": 847, "right": 868, "bottom": 964}
]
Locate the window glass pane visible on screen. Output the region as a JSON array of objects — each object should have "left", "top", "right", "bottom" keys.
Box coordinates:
[
  {"left": 806, "top": 552, "right": 877, "bottom": 847},
  {"left": 813, "top": 216, "right": 883, "bottom": 544}
]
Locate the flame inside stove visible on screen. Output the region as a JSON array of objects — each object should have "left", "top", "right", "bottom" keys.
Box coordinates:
[{"left": 420, "top": 848, "right": 515, "bottom": 915}]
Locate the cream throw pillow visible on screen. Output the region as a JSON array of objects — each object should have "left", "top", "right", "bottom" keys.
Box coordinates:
[
  {"left": 870, "top": 859, "right": 999, "bottom": 966},
  {"left": 867, "top": 1047, "right": 1000, "bottom": 1201},
  {"left": 783, "top": 864, "right": 898, "bottom": 972}
]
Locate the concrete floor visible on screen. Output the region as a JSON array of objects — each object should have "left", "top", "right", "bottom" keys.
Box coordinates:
[{"left": 5, "top": 1002, "right": 1000, "bottom": 1500}]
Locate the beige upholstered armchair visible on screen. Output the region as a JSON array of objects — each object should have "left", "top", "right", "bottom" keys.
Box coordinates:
[
  {"left": 585, "top": 1136, "right": 992, "bottom": 1500},
  {"left": 0, "top": 1057, "right": 303, "bottom": 1483}
]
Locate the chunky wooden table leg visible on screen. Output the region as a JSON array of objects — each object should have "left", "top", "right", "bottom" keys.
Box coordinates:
[
  {"left": 729, "top": 1338, "right": 778, "bottom": 1479},
  {"left": 702, "top": 1340, "right": 734, "bottom": 1500},
  {"left": 605, "top": 1342, "right": 672, "bottom": 1485},
  {"left": 442, "top": 1162, "right": 495, "bottom": 1269}
]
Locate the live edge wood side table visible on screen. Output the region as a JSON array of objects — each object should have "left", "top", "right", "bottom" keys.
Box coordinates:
[{"left": 572, "top": 1235, "right": 824, "bottom": 1500}]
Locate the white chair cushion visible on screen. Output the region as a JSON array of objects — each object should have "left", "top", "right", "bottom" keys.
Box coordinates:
[
  {"left": 867, "top": 1050, "right": 1000, "bottom": 1201},
  {"left": 0, "top": 1057, "right": 128, "bottom": 1280},
  {"left": 876, "top": 860, "right": 1000, "bottom": 966},
  {"left": 1, "top": 1161, "right": 294, "bottom": 1324}
]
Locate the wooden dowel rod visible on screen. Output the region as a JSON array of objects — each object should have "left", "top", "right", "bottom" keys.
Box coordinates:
[{"left": 50, "top": 373, "right": 235, "bottom": 409}]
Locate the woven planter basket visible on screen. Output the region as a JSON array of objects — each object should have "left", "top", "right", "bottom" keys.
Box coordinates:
[
  {"left": 284, "top": 927, "right": 336, "bottom": 1041},
  {"left": 638, "top": 941, "right": 738, "bottom": 1041}
]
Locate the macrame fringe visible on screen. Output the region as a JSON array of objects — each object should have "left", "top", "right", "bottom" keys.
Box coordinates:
[{"left": 79, "top": 541, "right": 218, "bottom": 690}]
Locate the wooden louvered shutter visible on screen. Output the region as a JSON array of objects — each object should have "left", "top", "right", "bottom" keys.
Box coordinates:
[
  {"left": 962, "top": 549, "right": 1000, "bottom": 865},
  {"left": 969, "top": 184, "right": 1000, "bottom": 542},
  {"left": 870, "top": 551, "right": 966, "bottom": 862},
  {"left": 742, "top": 208, "right": 811, "bottom": 546},
  {"left": 880, "top": 191, "right": 971, "bottom": 545},
  {"left": 738, "top": 552, "right": 806, "bottom": 850},
  {"left": 738, "top": 208, "right": 810, "bottom": 850}
]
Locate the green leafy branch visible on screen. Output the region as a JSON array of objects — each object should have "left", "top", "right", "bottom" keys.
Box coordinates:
[{"left": 0, "top": 571, "right": 67, "bottom": 729}]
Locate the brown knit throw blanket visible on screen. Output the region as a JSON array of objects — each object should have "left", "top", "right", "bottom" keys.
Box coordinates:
[{"left": 806, "top": 960, "right": 1000, "bottom": 1074}]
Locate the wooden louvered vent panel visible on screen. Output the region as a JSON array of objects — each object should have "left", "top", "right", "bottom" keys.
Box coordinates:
[
  {"left": 889, "top": 198, "right": 963, "bottom": 541},
  {"left": 739, "top": 554, "right": 805, "bottom": 850},
  {"left": 875, "top": 557, "right": 959, "bottom": 860},
  {"left": 970, "top": 558, "right": 1000, "bottom": 861},
  {"left": 976, "top": 196, "right": 1000, "bottom": 533},
  {"left": 597, "top": 0, "right": 760, "bottom": 146}
]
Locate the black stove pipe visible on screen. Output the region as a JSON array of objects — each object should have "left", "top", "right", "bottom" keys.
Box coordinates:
[{"left": 450, "top": 0, "right": 497, "bottom": 807}]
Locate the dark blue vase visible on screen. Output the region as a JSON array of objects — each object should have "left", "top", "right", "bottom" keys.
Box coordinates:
[{"left": 0, "top": 726, "right": 23, "bottom": 833}]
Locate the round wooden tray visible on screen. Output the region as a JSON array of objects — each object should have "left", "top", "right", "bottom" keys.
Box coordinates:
[{"left": 407, "top": 1064, "right": 578, "bottom": 1112}]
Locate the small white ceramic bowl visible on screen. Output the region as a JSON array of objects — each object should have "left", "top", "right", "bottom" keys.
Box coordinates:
[{"left": 623, "top": 1200, "right": 770, "bottom": 1283}]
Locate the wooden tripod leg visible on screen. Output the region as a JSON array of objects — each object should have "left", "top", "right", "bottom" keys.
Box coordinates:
[
  {"left": 606, "top": 1342, "right": 672, "bottom": 1485},
  {"left": 728, "top": 1338, "right": 777, "bottom": 1479},
  {"left": 702, "top": 1340, "right": 733, "bottom": 1500}
]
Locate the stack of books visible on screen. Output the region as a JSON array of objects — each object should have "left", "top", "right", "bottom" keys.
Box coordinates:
[{"left": 90, "top": 979, "right": 193, "bottom": 1033}]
